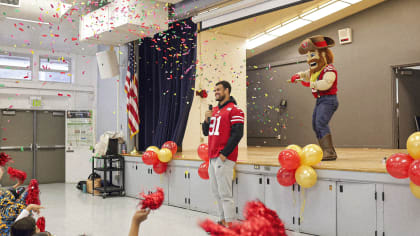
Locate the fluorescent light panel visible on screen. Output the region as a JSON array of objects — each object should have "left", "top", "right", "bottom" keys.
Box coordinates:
[
  {"left": 5, "top": 17, "right": 50, "bottom": 25},
  {"left": 268, "top": 19, "right": 311, "bottom": 36},
  {"left": 301, "top": 1, "right": 350, "bottom": 21},
  {"left": 246, "top": 34, "right": 276, "bottom": 49}
]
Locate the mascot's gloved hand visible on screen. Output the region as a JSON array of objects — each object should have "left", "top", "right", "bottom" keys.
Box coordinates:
[
  {"left": 290, "top": 74, "right": 300, "bottom": 83},
  {"left": 301, "top": 81, "right": 310, "bottom": 87}
]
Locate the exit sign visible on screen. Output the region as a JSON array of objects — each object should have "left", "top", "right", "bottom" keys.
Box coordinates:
[{"left": 30, "top": 96, "right": 42, "bottom": 108}]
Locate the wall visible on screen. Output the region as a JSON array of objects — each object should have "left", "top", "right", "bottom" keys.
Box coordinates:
[
  {"left": 183, "top": 31, "right": 247, "bottom": 151},
  {"left": 246, "top": 0, "right": 420, "bottom": 148},
  {"left": 397, "top": 69, "right": 420, "bottom": 148}
]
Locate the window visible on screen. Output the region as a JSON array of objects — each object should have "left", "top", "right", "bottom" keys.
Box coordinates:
[
  {"left": 39, "top": 56, "right": 72, "bottom": 83},
  {"left": 0, "top": 53, "right": 32, "bottom": 80}
]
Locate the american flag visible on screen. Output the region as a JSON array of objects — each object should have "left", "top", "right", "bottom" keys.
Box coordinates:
[{"left": 125, "top": 42, "right": 139, "bottom": 137}]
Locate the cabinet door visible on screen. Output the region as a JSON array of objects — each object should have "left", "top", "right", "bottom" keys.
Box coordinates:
[
  {"left": 384, "top": 184, "right": 420, "bottom": 236},
  {"left": 189, "top": 167, "right": 217, "bottom": 214},
  {"left": 264, "top": 176, "right": 297, "bottom": 231},
  {"left": 237, "top": 172, "right": 265, "bottom": 220},
  {"left": 135, "top": 163, "right": 152, "bottom": 197},
  {"left": 337, "top": 182, "right": 377, "bottom": 236},
  {"left": 149, "top": 166, "right": 169, "bottom": 204},
  {"left": 299, "top": 180, "right": 336, "bottom": 236},
  {"left": 168, "top": 166, "right": 190, "bottom": 208},
  {"left": 124, "top": 161, "right": 137, "bottom": 197}
]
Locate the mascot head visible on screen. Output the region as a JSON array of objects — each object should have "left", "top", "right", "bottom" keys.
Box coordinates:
[{"left": 298, "top": 35, "right": 335, "bottom": 74}]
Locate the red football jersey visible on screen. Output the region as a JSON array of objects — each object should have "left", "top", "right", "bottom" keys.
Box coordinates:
[{"left": 208, "top": 102, "right": 244, "bottom": 162}]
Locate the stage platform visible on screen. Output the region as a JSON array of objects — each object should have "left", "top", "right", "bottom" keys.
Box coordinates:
[{"left": 125, "top": 147, "right": 404, "bottom": 173}]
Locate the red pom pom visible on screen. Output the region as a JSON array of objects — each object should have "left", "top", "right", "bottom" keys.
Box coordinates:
[
  {"left": 139, "top": 187, "right": 164, "bottom": 210},
  {"left": 199, "top": 201, "right": 286, "bottom": 236},
  {"left": 36, "top": 217, "right": 45, "bottom": 232},
  {"left": 199, "top": 219, "right": 238, "bottom": 236},
  {"left": 7, "top": 167, "right": 27, "bottom": 182},
  {"left": 26, "top": 179, "right": 40, "bottom": 205},
  {"left": 0, "top": 152, "right": 13, "bottom": 166}
]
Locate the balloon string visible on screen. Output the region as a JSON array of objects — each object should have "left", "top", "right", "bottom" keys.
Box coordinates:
[{"left": 299, "top": 188, "right": 306, "bottom": 224}]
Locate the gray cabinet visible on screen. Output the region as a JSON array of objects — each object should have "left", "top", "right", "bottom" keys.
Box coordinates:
[
  {"left": 299, "top": 180, "right": 336, "bottom": 236},
  {"left": 264, "top": 176, "right": 297, "bottom": 231},
  {"left": 168, "top": 166, "right": 190, "bottom": 208},
  {"left": 124, "top": 161, "right": 137, "bottom": 197},
  {"left": 337, "top": 182, "right": 377, "bottom": 236},
  {"left": 236, "top": 172, "right": 265, "bottom": 219},
  {"left": 190, "top": 167, "right": 217, "bottom": 215},
  {"left": 383, "top": 184, "right": 420, "bottom": 236}
]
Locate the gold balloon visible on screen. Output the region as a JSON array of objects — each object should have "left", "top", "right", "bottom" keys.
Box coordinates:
[
  {"left": 158, "top": 148, "right": 173, "bottom": 163},
  {"left": 301, "top": 144, "right": 323, "bottom": 166},
  {"left": 295, "top": 165, "right": 318, "bottom": 188},
  {"left": 407, "top": 132, "right": 420, "bottom": 160},
  {"left": 286, "top": 144, "right": 303, "bottom": 157},
  {"left": 410, "top": 182, "right": 420, "bottom": 199},
  {"left": 146, "top": 146, "right": 160, "bottom": 154}
]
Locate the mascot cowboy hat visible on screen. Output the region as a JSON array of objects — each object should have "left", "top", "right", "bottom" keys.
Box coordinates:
[{"left": 298, "top": 35, "right": 335, "bottom": 55}]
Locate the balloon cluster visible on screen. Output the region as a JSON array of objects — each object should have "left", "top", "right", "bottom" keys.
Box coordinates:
[
  {"left": 277, "top": 144, "right": 323, "bottom": 188},
  {"left": 200, "top": 201, "right": 286, "bottom": 236},
  {"left": 197, "top": 144, "right": 210, "bottom": 180},
  {"left": 142, "top": 141, "right": 177, "bottom": 174},
  {"left": 386, "top": 132, "right": 420, "bottom": 199}
]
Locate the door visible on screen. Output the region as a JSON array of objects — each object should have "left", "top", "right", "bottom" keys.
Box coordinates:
[
  {"left": 383, "top": 184, "right": 420, "bottom": 236},
  {"left": 0, "top": 110, "right": 34, "bottom": 186},
  {"left": 190, "top": 166, "right": 217, "bottom": 215},
  {"left": 149, "top": 165, "right": 169, "bottom": 204},
  {"left": 35, "top": 111, "right": 65, "bottom": 183},
  {"left": 264, "top": 176, "right": 297, "bottom": 231},
  {"left": 299, "top": 180, "right": 336, "bottom": 236},
  {"left": 124, "top": 161, "right": 137, "bottom": 197},
  {"left": 168, "top": 166, "right": 190, "bottom": 208},
  {"left": 337, "top": 182, "right": 377, "bottom": 236},
  {"left": 236, "top": 172, "right": 265, "bottom": 219}
]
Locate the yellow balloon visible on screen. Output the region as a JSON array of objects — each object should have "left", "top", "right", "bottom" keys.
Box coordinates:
[
  {"left": 146, "top": 146, "right": 160, "bottom": 154},
  {"left": 407, "top": 132, "right": 420, "bottom": 160},
  {"left": 286, "top": 144, "right": 303, "bottom": 157},
  {"left": 301, "top": 144, "right": 323, "bottom": 166},
  {"left": 410, "top": 182, "right": 420, "bottom": 199},
  {"left": 295, "top": 165, "right": 318, "bottom": 188},
  {"left": 158, "top": 148, "right": 173, "bottom": 163}
]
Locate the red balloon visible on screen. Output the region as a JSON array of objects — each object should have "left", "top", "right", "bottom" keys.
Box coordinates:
[
  {"left": 162, "top": 141, "right": 178, "bottom": 156},
  {"left": 142, "top": 151, "right": 159, "bottom": 165},
  {"left": 198, "top": 162, "right": 209, "bottom": 180},
  {"left": 153, "top": 161, "right": 168, "bottom": 174},
  {"left": 386, "top": 153, "right": 413, "bottom": 179},
  {"left": 277, "top": 168, "right": 296, "bottom": 186},
  {"left": 278, "top": 149, "right": 300, "bottom": 170},
  {"left": 409, "top": 160, "right": 420, "bottom": 186},
  {"left": 197, "top": 144, "right": 209, "bottom": 162}
]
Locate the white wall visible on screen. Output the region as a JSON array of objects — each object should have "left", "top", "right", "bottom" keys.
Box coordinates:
[
  {"left": 0, "top": 16, "right": 100, "bottom": 183},
  {"left": 183, "top": 31, "right": 247, "bottom": 151}
]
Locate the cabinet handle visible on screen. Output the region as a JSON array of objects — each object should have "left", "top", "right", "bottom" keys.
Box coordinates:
[
  {"left": 185, "top": 173, "right": 187, "bottom": 179},
  {"left": 293, "top": 216, "right": 295, "bottom": 224},
  {"left": 292, "top": 184, "right": 295, "bottom": 192},
  {"left": 188, "top": 198, "right": 190, "bottom": 204},
  {"left": 266, "top": 178, "right": 270, "bottom": 185},
  {"left": 188, "top": 173, "right": 190, "bottom": 179},
  {"left": 150, "top": 169, "right": 153, "bottom": 175},
  {"left": 135, "top": 165, "right": 137, "bottom": 170},
  {"left": 340, "top": 185, "right": 343, "bottom": 193},
  {"left": 259, "top": 177, "right": 262, "bottom": 184},
  {"left": 185, "top": 197, "right": 187, "bottom": 204}
]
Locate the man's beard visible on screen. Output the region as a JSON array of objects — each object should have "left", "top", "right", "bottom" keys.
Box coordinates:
[
  {"left": 216, "top": 95, "right": 225, "bottom": 102},
  {"left": 309, "top": 58, "right": 326, "bottom": 74}
]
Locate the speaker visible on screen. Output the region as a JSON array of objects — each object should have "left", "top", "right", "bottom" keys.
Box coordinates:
[{"left": 96, "top": 50, "right": 120, "bottom": 79}]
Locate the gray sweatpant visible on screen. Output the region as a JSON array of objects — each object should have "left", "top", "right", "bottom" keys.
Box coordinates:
[{"left": 209, "top": 157, "right": 236, "bottom": 222}]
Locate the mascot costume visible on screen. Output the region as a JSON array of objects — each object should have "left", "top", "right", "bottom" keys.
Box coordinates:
[{"left": 290, "top": 35, "right": 339, "bottom": 161}]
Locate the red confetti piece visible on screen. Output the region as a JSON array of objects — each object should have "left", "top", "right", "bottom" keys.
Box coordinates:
[
  {"left": 58, "top": 93, "right": 63, "bottom": 96},
  {"left": 72, "top": 37, "right": 77, "bottom": 41},
  {"left": 19, "top": 28, "right": 24, "bottom": 31}
]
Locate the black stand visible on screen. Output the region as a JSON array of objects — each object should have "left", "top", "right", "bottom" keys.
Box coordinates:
[{"left": 91, "top": 154, "right": 125, "bottom": 199}]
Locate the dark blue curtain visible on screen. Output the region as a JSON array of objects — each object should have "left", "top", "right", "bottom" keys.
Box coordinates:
[{"left": 137, "top": 18, "right": 197, "bottom": 150}]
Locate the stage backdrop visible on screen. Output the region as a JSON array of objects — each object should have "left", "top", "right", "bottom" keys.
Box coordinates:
[{"left": 137, "top": 18, "right": 197, "bottom": 150}]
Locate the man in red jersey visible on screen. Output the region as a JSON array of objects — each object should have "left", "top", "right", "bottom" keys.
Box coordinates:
[
  {"left": 290, "top": 35, "right": 339, "bottom": 161},
  {"left": 202, "top": 81, "right": 244, "bottom": 227}
]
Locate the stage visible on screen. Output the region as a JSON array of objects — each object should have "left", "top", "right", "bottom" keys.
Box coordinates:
[{"left": 152, "top": 147, "right": 404, "bottom": 173}]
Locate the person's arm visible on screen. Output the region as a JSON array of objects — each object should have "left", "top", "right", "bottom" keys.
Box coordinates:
[
  {"left": 15, "top": 204, "right": 43, "bottom": 222},
  {"left": 310, "top": 71, "right": 336, "bottom": 91},
  {"left": 219, "top": 123, "right": 244, "bottom": 159},
  {"left": 202, "top": 110, "right": 212, "bottom": 136},
  {"left": 299, "top": 70, "right": 310, "bottom": 82},
  {"left": 219, "top": 107, "right": 244, "bottom": 161},
  {"left": 128, "top": 209, "right": 150, "bottom": 236}
]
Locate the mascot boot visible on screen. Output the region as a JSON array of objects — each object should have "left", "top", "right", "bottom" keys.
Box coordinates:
[{"left": 319, "top": 134, "right": 337, "bottom": 161}]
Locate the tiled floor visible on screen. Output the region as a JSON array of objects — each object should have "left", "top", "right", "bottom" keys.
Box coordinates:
[{"left": 38, "top": 183, "right": 308, "bottom": 236}]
